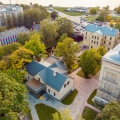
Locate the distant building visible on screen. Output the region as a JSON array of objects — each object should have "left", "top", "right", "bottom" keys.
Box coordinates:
[
  {"left": 83, "top": 24, "right": 119, "bottom": 51},
  {"left": 0, "top": 4, "right": 23, "bottom": 26},
  {"left": 95, "top": 43, "right": 120, "bottom": 105},
  {"left": 49, "top": 4, "right": 53, "bottom": 11},
  {"left": 0, "top": 26, "right": 29, "bottom": 46},
  {"left": 25, "top": 56, "right": 74, "bottom": 100}
]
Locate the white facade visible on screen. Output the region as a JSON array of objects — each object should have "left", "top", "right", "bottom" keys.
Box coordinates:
[
  {"left": 96, "top": 44, "right": 120, "bottom": 102},
  {"left": 0, "top": 5, "right": 23, "bottom": 26}
]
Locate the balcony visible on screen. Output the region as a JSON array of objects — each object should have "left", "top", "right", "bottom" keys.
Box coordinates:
[
  {"left": 102, "top": 77, "right": 118, "bottom": 85},
  {"left": 98, "top": 87, "right": 118, "bottom": 98}
]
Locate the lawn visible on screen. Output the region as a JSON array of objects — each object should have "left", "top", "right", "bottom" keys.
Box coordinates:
[
  {"left": 86, "top": 15, "right": 98, "bottom": 22},
  {"left": 54, "top": 7, "right": 85, "bottom": 16},
  {"left": 76, "top": 65, "right": 101, "bottom": 78},
  {"left": 87, "top": 89, "right": 103, "bottom": 110},
  {"left": 35, "top": 103, "right": 58, "bottom": 120},
  {"left": 61, "top": 89, "right": 78, "bottom": 105},
  {"left": 82, "top": 106, "right": 98, "bottom": 120}
]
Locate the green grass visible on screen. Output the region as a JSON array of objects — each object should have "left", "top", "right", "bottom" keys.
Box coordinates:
[
  {"left": 76, "top": 65, "right": 101, "bottom": 78},
  {"left": 82, "top": 106, "right": 98, "bottom": 120},
  {"left": 54, "top": 7, "right": 85, "bottom": 16},
  {"left": 87, "top": 89, "right": 103, "bottom": 110},
  {"left": 86, "top": 16, "right": 98, "bottom": 22},
  {"left": 61, "top": 89, "right": 78, "bottom": 105},
  {"left": 111, "top": 16, "right": 120, "bottom": 21},
  {"left": 35, "top": 103, "right": 58, "bottom": 120}
]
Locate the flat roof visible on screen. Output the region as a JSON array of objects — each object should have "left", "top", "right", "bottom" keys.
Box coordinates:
[{"left": 27, "top": 79, "right": 42, "bottom": 89}]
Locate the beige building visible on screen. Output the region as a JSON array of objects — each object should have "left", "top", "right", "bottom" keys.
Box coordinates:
[
  {"left": 95, "top": 44, "right": 120, "bottom": 105},
  {"left": 83, "top": 24, "right": 119, "bottom": 51},
  {"left": 25, "top": 56, "right": 74, "bottom": 100}
]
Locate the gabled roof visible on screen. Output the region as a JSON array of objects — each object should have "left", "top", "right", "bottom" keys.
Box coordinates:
[
  {"left": 38, "top": 68, "right": 68, "bottom": 91},
  {"left": 25, "top": 61, "right": 46, "bottom": 76},
  {"left": 85, "top": 24, "right": 119, "bottom": 36},
  {"left": 95, "top": 30, "right": 103, "bottom": 36}
]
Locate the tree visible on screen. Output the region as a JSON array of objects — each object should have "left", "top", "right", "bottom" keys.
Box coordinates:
[
  {"left": 12, "top": 14, "right": 17, "bottom": 27},
  {"left": 9, "top": 47, "right": 33, "bottom": 70},
  {"left": 0, "top": 72, "right": 29, "bottom": 120},
  {"left": 25, "top": 33, "right": 46, "bottom": 61},
  {"left": 52, "top": 108, "right": 73, "bottom": 120},
  {"left": 20, "top": 4, "right": 30, "bottom": 10},
  {"left": 40, "top": 19, "right": 59, "bottom": 44},
  {"left": 17, "top": 32, "right": 30, "bottom": 45},
  {"left": 57, "top": 17, "right": 74, "bottom": 36},
  {"left": 97, "top": 5, "right": 109, "bottom": 22},
  {"left": 79, "top": 50, "right": 97, "bottom": 77},
  {"left": 55, "top": 38, "right": 80, "bottom": 72},
  {"left": 1, "top": 14, "right": 6, "bottom": 26},
  {"left": 110, "top": 20, "right": 114, "bottom": 27},
  {"left": 97, "top": 46, "right": 107, "bottom": 56},
  {"left": 1, "top": 42, "right": 21, "bottom": 59},
  {"left": 51, "top": 11, "right": 58, "bottom": 20},
  {"left": 90, "top": 7, "right": 97, "bottom": 14},
  {"left": 117, "top": 5, "right": 120, "bottom": 14},
  {"left": 6, "top": 15, "right": 13, "bottom": 29},
  {"left": 58, "top": 33, "right": 68, "bottom": 42},
  {"left": 105, "top": 15, "right": 112, "bottom": 22},
  {"left": 96, "top": 101, "right": 120, "bottom": 120},
  {"left": 0, "top": 26, "right": 6, "bottom": 32},
  {"left": 0, "top": 1, "right": 3, "bottom": 4},
  {"left": 17, "top": 12, "right": 24, "bottom": 27},
  {"left": 115, "top": 18, "right": 120, "bottom": 31}
]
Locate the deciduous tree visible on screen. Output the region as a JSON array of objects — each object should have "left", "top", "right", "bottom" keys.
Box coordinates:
[
  {"left": 55, "top": 38, "right": 80, "bottom": 72},
  {"left": 90, "top": 7, "right": 97, "bottom": 14},
  {"left": 40, "top": 19, "right": 59, "bottom": 44},
  {"left": 57, "top": 17, "right": 74, "bottom": 36},
  {"left": 17, "top": 12, "right": 24, "bottom": 27},
  {"left": 0, "top": 26, "right": 6, "bottom": 32},
  {"left": 25, "top": 33, "right": 46, "bottom": 61},
  {"left": 17, "top": 32, "right": 30, "bottom": 45},
  {"left": 96, "top": 101, "right": 120, "bottom": 120},
  {"left": 0, "top": 72, "right": 29, "bottom": 120},
  {"left": 58, "top": 33, "right": 68, "bottom": 42},
  {"left": 97, "top": 46, "right": 107, "bottom": 56},
  {"left": 6, "top": 15, "right": 14, "bottom": 29},
  {"left": 79, "top": 50, "right": 97, "bottom": 77},
  {"left": 52, "top": 108, "right": 73, "bottom": 120},
  {"left": 51, "top": 11, "right": 58, "bottom": 20}
]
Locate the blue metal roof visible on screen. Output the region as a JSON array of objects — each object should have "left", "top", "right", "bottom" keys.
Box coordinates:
[
  {"left": 38, "top": 68, "right": 68, "bottom": 91},
  {"left": 25, "top": 61, "right": 46, "bottom": 76},
  {"left": 85, "top": 24, "right": 119, "bottom": 36}
]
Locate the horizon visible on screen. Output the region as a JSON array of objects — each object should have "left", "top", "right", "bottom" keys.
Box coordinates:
[{"left": 3, "top": 0, "right": 120, "bottom": 10}]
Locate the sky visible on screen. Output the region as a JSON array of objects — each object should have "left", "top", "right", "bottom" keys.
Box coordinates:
[{"left": 2, "top": 0, "right": 120, "bottom": 10}]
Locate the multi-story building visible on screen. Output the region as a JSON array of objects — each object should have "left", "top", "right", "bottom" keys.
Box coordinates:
[
  {"left": 95, "top": 43, "right": 120, "bottom": 105},
  {"left": 0, "top": 4, "right": 23, "bottom": 26},
  {"left": 0, "top": 26, "right": 29, "bottom": 46},
  {"left": 83, "top": 24, "right": 119, "bottom": 51}
]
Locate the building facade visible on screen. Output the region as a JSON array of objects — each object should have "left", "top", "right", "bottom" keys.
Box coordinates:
[
  {"left": 0, "top": 26, "right": 29, "bottom": 46},
  {"left": 83, "top": 24, "right": 119, "bottom": 51},
  {"left": 0, "top": 4, "right": 23, "bottom": 26},
  {"left": 25, "top": 56, "right": 74, "bottom": 100},
  {"left": 95, "top": 44, "right": 120, "bottom": 105}
]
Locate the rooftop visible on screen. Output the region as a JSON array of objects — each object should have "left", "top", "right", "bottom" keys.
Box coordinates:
[
  {"left": 103, "top": 43, "right": 120, "bottom": 65},
  {"left": 85, "top": 24, "right": 119, "bottom": 36}
]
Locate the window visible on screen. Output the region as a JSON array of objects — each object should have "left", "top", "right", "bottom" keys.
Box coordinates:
[
  {"left": 91, "top": 46, "right": 93, "bottom": 48},
  {"left": 105, "top": 36, "right": 106, "bottom": 39},
  {"left": 104, "top": 41, "right": 106, "bottom": 44},
  {"left": 108, "top": 85, "right": 113, "bottom": 93},
  {"left": 92, "top": 35, "right": 94, "bottom": 38},
  {"left": 108, "top": 48, "right": 110, "bottom": 51},
  {"left": 85, "top": 36, "right": 87, "bottom": 39},
  {"left": 67, "top": 81, "right": 70, "bottom": 85},
  {"left": 109, "top": 42, "right": 111, "bottom": 45},
  {"left": 48, "top": 89, "right": 50, "bottom": 93},
  {"left": 97, "top": 42, "right": 98, "bottom": 44},
  {"left": 54, "top": 92, "right": 56, "bottom": 96},
  {"left": 86, "top": 32, "right": 87, "bottom": 35},
  {"left": 110, "top": 37, "right": 112, "bottom": 40},
  {"left": 64, "top": 84, "right": 66, "bottom": 88},
  {"left": 91, "top": 40, "right": 93, "bottom": 43},
  {"left": 97, "top": 37, "right": 99, "bottom": 40},
  {"left": 111, "top": 74, "right": 116, "bottom": 80},
  {"left": 38, "top": 78, "right": 40, "bottom": 81},
  {"left": 95, "top": 36, "right": 96, "bottom": 39},
  {"left": 94, "top": 41, "right": 96, "bottom": 44},
  {"left": 106, "top": 71, "right": 111, "bottom": 78},
  {"left": 104, "top": 83, "right": 109, "bottom": 91},
  {"left": 28, "top": 76, "right": 29, "bottom": 79}
]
